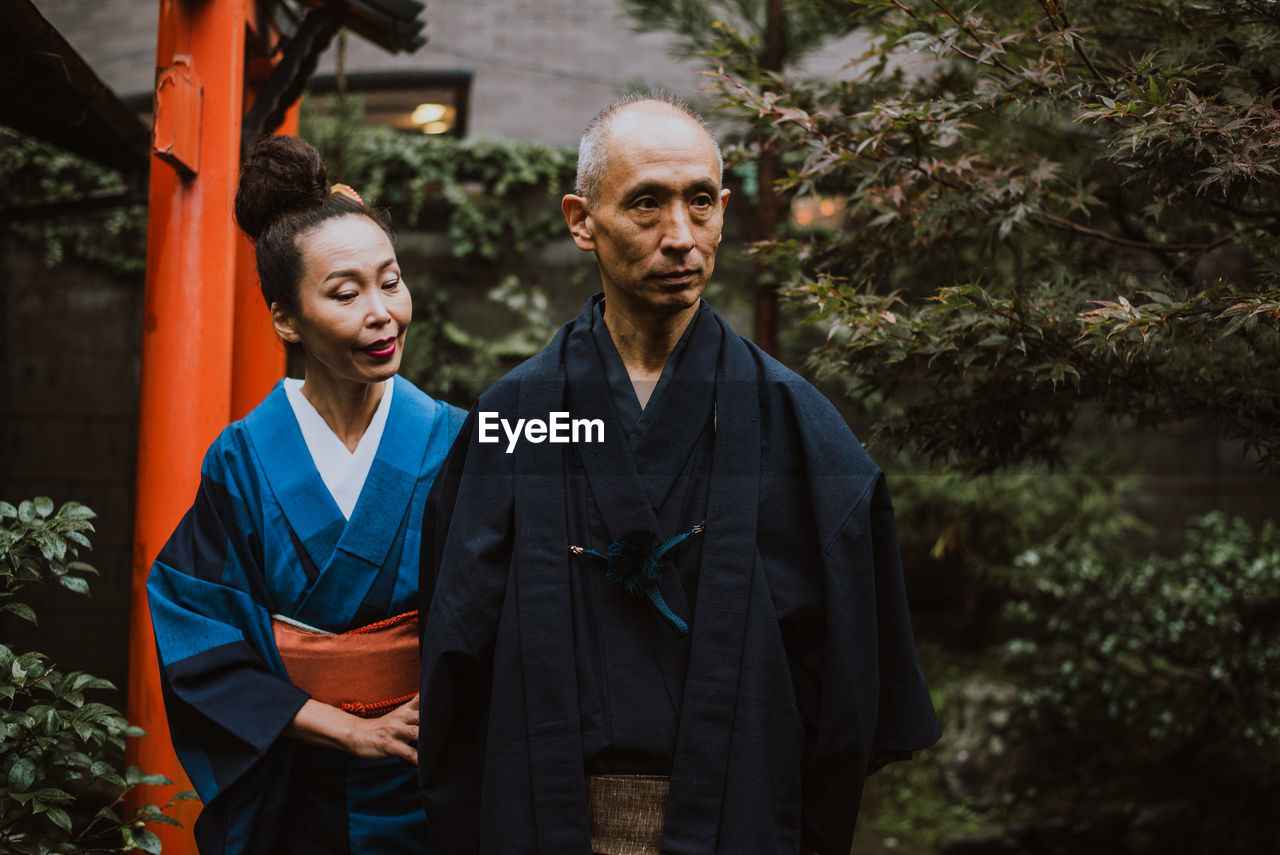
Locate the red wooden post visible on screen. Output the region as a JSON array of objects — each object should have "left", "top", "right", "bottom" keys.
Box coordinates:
[
  {"left": 126, "top": 0, "right": 249, "bottom": 849},
  {"left": 231, "top": 101, "right": 296, "bottom": 420}
]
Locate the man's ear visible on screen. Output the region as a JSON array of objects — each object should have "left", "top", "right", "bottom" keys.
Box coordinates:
[
  {"left": 717, "top": 187, "right": 731, "bottom": 245},
  {"left": 270, "top": 303, "right": 301, "bottom": 345},
  {"left": 562, "top": 194, "right": 596, "bottom": 251}
]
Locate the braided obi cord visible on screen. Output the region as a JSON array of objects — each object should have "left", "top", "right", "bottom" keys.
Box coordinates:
[{"left": 570, "top": 523, "right": 706, "bottom": 637}]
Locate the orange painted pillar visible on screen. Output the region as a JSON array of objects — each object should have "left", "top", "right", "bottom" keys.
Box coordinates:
[
  {"left": 126, "top": 0, "right": 248, "bottom": 850},
  {"left": 231, "top": 102, "right": 297, "bottom": 419}
]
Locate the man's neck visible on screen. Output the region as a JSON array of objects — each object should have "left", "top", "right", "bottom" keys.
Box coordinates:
[{"left": 601, "top": 299, "right": 698, "bottom": 409}]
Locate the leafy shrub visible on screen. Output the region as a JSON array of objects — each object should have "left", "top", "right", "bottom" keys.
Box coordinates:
[
  {"left": 301, "top": 95, "right": 577, "bottom": 262},
  {"left": 399, "top": 275, "right": 558, "bottom": 404},
  {"left": 886, "top": 459, "right": 1147, "bottom": 649},
  {"left": 0, "top": 127, "right": 146, "bottom": 276},
  {"left": 1, "top": 498, "right": 191, "bottom": 854},
  {"left": 706, "top": 0, "right": 1280, "bottom": 470},
  {"left": 1002, "top": 512, "right": 1280, "bottom": 764},
  {"left": 892, "top": 462, "right": 1145, "bottom": 569}
]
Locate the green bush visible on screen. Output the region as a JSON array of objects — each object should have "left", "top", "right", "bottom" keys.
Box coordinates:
[
  {"left": 0, "top": 498, "right": 192, "bottom": 854},
  {"left": 399, "top": 274, "right": 558, "bottom": 404},
  {"left": 706, "top": 0, "right": 1280, "bottom": 471},
  {"left": 886, "top": 459, "right": 1147, "bottom": 651},
  {"left": 301, "top": 95, "right": 577, "bottom": 262},
  {"left": 1003, "top": 512, "right": 1280, "bottom": 763},
  {"left": 892, "top": 462, "right": 1145, "bottom": 570},
  {"left": 0, "top": 127, "right": 146, "bottom": 276}
]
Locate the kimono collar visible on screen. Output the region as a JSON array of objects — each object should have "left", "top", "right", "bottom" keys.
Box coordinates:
[
  {"left": 244, "top": 376, "right": 435, "bottom": 575},
  {"left": 575, "top": 296, "right": 719, "bottom": 515},
  {"left": 588, "top": 296, "right": 702, "bottom": 442}
]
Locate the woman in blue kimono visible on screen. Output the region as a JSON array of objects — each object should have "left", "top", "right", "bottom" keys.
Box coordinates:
[{"left": 147, "top": 136, "right": 463, "bottom": 855}]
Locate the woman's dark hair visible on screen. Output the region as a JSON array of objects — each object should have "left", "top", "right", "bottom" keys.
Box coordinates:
[{"left": 234, "top": 135, "right": 391, "bottom": 314}]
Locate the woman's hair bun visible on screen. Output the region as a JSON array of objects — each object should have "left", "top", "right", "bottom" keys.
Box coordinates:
[{"left": 234, "top": 136, "right": 330, "bottom": 242}]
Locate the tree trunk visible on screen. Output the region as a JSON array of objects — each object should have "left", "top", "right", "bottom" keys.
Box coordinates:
[{"left": 753, "top": 0, "right": 785, "bottom": 353}]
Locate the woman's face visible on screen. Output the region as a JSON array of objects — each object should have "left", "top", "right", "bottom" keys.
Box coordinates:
[{"left": 272, "top": 214, "right": 412, "bottom": 389}]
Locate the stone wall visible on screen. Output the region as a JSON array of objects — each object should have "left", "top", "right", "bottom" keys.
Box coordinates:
[{"left": 0, "top": 229, "right": 143, "bottom": 691}]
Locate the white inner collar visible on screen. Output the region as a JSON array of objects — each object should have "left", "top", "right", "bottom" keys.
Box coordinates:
[{"left": 282, "top": 377, "right": 394, "bottom": 519}]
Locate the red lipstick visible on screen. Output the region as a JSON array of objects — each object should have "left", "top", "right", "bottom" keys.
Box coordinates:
[{"left": 362, "top": 337, "right": 397, "bottom": 359}]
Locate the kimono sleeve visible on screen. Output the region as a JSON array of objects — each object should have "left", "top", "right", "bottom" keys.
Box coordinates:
[
  {"left": 146, "top": 445, "right": 309, "bottom": 809},
  {"left": 417, "top": 407, "right": 514, "bottom": 855},
  {"left": 802, "top": 473, "right": 940, "bottom": 854}
]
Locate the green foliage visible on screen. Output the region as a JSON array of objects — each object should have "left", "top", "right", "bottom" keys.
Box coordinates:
[
  {"left": 707, "top": 0, "right": 1280, "bottom": 469},
  {"left": 400, "top": 275, "right": 558, "bottom": 405},
  {"left": 0, "top": 128, "right": 146, "bottom": 276},
  {"left": 860, "top": 756, "right": 990, "bottom": 851},
  {"left": 1003, "top": 512, "right": 1280, "bottom": 763},
  {"left": 1, "top": 499, "right": 193, "bottom": 853},
  {"left": 857, "top": 653, "right": 997, "bottom": 849},
  {"left": 892, "top": 459, "right": 1145, "bottom": 570},
  {"left": 302, "top": 97, "right": 577, "bottom": 262}
]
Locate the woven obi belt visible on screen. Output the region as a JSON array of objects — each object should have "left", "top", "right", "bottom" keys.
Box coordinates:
[
  {"left": 588, "top": 774, "right": 669, "bottom": 855},
  {"left": 271, "top": 610, "right": 419, "bottom": 718}
]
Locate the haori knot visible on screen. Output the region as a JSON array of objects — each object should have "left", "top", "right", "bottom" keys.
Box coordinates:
[{"left": 568, "top": 522, "right": 706, "bottom": 638}]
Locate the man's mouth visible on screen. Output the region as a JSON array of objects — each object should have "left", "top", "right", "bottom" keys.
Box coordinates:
[{"left": 653, "top": 269, "right": 698, "bottom": 283}]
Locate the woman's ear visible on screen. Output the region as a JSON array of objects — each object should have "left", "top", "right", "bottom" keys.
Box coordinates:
[{"left": 270, "top": 303, "right": 301, "bottom": 344}]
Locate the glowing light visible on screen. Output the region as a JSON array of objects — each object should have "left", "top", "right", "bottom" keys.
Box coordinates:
[
  {"left": 422, "top": 121, "right": 451, "bottom": 135},
  {"left": 411, "top": 103, "right": 449, "bottom": 124}
]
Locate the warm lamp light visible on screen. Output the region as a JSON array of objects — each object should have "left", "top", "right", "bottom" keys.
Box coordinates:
[
  {"left": 790, "top": 195, "right": 846, "bottom": 228},
  {"left": 411, "top": 102, "right": 449, "bottom": 124}
]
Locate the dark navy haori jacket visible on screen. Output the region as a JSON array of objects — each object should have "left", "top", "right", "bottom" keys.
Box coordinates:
[
  {"left": 418, "top": 295, "right": 940, "bottom": 855},
  {"left": 147, "top": 376, "right": 464, "bottom": 855}
]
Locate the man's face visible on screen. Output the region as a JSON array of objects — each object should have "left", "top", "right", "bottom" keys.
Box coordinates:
[{"left": 566, "top": 105, "right": 730, "bottom": 320}]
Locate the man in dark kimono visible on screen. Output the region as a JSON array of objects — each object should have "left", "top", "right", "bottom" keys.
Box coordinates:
[{"left": 418, "top": 91, "right": 939, "bottom": 855}]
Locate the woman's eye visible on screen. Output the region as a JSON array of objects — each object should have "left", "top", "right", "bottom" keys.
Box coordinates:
[
  {"left": 334, "top": 292, "right": 357, "bottom": 302},
  {"left": 382, "top": 278, "right": 401, "bottom": 290}
]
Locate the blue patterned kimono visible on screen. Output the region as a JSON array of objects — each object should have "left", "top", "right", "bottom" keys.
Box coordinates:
[{"left": 148, "top": 376, "right": 464, "bottom": 855}]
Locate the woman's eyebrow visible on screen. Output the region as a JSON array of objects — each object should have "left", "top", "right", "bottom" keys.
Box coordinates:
[{"left": 322, "top": 258, "right": 397, "bottom": 282}]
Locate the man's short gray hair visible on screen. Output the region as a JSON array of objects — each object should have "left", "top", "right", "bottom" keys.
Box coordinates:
[{"left": 575, "top": 90, "right": 724, "bottom": 210}]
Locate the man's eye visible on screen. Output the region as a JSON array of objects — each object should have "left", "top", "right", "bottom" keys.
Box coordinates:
[
  {"left": 634, "top": 197, "right": 659, "bottom": 210},
  {"left": 692, "top": 194, "right": 714, "bottom": 207}
]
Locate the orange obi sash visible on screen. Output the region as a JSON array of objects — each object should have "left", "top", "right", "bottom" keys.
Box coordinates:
[{"left": 271, "top": 610, "right": 419, "bottom": 718}]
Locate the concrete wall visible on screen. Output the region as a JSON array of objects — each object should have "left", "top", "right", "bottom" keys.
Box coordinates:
[{"left": 33, "top": 0, "right": 867, "bottom": 144}]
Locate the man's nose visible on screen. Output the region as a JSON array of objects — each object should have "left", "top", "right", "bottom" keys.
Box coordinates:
[{"left": 661, "top": 204, "right": 696, "bottom": 253}]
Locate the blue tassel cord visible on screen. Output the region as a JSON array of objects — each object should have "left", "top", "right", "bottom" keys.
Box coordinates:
[{"left": 570, "top": 523, "right": 705, "bottom": 638}]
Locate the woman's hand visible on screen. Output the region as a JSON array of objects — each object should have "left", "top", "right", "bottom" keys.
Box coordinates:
[
  {"left": 284, "top": 695, "right": 420, "bottom": 764},
  {"left": 345, "top": 695, "right": 420, "bottom": 763}
]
